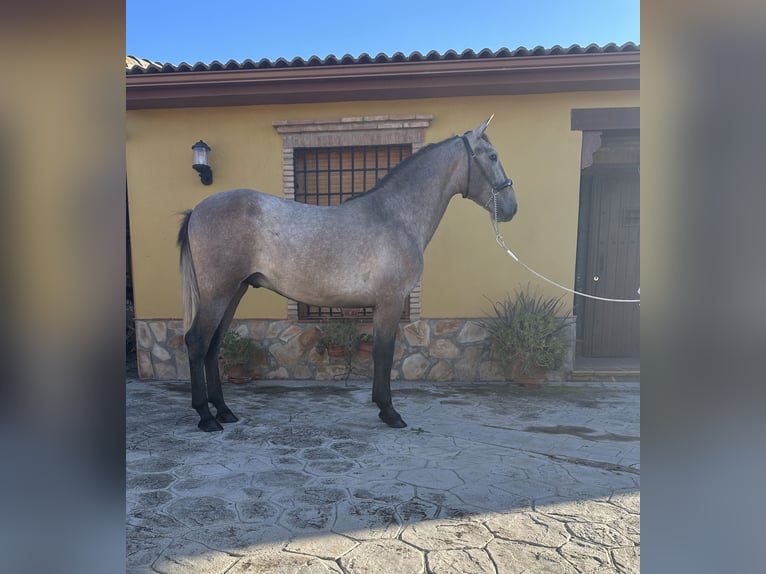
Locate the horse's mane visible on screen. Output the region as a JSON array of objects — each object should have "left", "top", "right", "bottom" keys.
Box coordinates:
[{"left": 343, "top": 136, "right": 459, "bottom": 203}]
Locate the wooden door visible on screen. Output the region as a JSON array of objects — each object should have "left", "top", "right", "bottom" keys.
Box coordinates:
[{"left": 580, "top": 166, "right": 640, "bottom": 357}]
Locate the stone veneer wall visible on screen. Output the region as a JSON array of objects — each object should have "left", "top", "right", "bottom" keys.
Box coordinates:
[{"left": 135, "top": 318, "right": 575, "bottom": 383}]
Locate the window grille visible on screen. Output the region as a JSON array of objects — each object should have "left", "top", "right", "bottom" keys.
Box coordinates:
[{"left": 293, "top": 144, "right": 412, "bottom": 321}]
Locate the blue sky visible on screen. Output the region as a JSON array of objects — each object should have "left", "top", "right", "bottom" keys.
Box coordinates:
[{"left": 127, "top": 0, "right": 639, "bottom": 65}]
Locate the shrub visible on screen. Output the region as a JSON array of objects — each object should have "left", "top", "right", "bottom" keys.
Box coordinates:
[
  {"left": 317, "top": 319, "right": 359, "bottom": 353},
  {"left": 220, "top": 331, "right": 260, "bottom": 376},
  {"left": 482, "top": 287, "right": 570, "bottom": 378}
]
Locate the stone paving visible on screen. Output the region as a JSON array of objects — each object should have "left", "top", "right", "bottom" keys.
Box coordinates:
[{"left": 127, "top": 378, "right": 639, "bottom": 573}]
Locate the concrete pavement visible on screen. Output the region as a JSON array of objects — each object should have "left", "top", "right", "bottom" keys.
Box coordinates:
[{"left": 127, "top": 378, "right": 639, "bottom": 573}]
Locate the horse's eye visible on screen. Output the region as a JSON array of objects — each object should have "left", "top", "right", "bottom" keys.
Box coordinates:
[{"left": 489, "top": 153, "right": 498, "bottom": 162}]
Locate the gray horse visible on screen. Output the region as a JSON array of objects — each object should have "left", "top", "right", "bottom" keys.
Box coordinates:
[{"left": 177, "top": 117, "right": 517, "bottom": 431}]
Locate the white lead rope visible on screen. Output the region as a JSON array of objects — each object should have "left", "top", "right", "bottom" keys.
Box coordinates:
[{"left": 489, "top": 193, "right": 640, "bottom": 304}]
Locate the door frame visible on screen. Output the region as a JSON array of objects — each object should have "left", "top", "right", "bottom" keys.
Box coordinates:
[{"left": 571, "top": 108, "right": 639, "bottom": 357}]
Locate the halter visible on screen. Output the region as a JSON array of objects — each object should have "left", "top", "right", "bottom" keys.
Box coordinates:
[{"left": 460, "top": 135, "right": 513, "bottom": 201}]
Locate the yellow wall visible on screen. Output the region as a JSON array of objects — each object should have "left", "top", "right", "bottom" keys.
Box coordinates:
[{"left": 127, "top": 91, "right": 638, "bottom": 320}]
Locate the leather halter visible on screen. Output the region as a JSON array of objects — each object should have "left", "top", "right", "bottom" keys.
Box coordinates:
[{"left": 460, "top": 135, "right": 513, "bottom": 199}]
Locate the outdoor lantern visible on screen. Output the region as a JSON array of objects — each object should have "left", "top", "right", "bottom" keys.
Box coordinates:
[{"left": 191, "top": 140, "right": 213, "bottom": 185}]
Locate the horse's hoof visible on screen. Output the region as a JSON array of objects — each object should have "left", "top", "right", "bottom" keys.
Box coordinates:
[
  {"left": 198, "top": 418, "right": 224, "bottom": 432},
  {"left": 216, "top": 410, "right": 238, "bottom": 424},
  {"left": 379, "top": 410, "right": 408, "bottom": 428}
]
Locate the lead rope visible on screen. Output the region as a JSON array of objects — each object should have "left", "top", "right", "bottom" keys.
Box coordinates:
[{"left": 489, "top": 193, "right": 640, "bottom": 304}]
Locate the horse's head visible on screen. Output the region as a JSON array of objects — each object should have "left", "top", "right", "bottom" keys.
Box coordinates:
[{"left": 461, "top": 116, "right": 518, "bottom": 222}]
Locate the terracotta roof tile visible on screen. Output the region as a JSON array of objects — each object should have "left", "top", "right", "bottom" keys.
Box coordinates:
[{"left": 125, "top": 43, "right": 639, "bottom": 74}]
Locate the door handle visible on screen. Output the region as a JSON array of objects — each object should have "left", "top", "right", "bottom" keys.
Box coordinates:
[{"left": 593, "top": 252, "right": 605, "bottom": 282}]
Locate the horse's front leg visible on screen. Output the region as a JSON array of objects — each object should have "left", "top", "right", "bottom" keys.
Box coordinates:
[{"left": 372, "top": 303, "right": 407, "bottom": 428}]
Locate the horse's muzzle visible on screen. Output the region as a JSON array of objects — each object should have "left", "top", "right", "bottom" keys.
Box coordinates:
[{"left": 497, "top": 202, "right": 517, "bottom": 222}]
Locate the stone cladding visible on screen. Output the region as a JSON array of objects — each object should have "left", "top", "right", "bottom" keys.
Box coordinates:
[{"left": 135, "top": 318, "right": 574, "bottom": 383}]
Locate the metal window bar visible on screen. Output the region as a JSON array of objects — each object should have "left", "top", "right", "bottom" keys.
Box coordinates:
[{"left": 293, "top": 144, "right": 412, "bottom": 320}]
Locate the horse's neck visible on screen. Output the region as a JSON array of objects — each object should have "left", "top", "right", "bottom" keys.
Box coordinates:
[{"left": 382, "top": 140, "right": 466, "bottom": 249}]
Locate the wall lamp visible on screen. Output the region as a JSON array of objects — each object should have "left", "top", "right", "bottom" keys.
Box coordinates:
[{"left": 192, "top": 140, "right": 213, "bottom": 185}]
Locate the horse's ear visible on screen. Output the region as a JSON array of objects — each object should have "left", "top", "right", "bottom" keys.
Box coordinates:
[{"left": 471, "top": 114, "right": 494, "bottom": 139}]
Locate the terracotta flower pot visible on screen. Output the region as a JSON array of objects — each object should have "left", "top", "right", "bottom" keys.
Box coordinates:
[
  {"left": 357, "top": 341, "right": 373, "bottom": 359},
  {"left": 513, "top": 364, "right": 546, "bottom": 387},
  {"left": 225, "top": 364, "right": 252, "bottom": 384},
  {"left": 326, "top": 345, "right": 346, "bottom": 359}
]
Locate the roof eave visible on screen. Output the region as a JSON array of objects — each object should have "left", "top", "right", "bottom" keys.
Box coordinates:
[{"left": 126, "top": 52, "right": 639, "bottom": 110}]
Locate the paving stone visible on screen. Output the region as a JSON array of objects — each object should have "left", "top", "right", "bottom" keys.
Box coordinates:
[
  {"left": 135, "top": 490, "right": 174, "bottom": 509},
  {"left": 126, "top": 532, "right": 171, "bottom": 573},
  {"left": 400, "top": 518, "right": 493, "bottom": 550},
  {"left": 484, "top": 511, "right": 569, "bottom": 547},
  {"left": 302, "top": 447, "right": 344, "bottom": 460},
  {"left": 126, "top": 509, "right": 185, "bottom": 537},
  {"left": 284, "top": 533, "right": 358, "bottom": 560},
  {"left": 610, "top": 490, "right": 640, "bottom": 514},
  {"left": 184, "top": 523, "right": 293, "bottom": 554},
  {"left": 340, "top": 539, "right": 424, "bottom": 574},
  {"left": 165, "top": 496, "right": 237, "bottom": 528},
  {"left": 127, "top": 472, "right": 175, "bottom": 491},
  {"left": 237, "top": 499, "right": 281, "bottom": 523},
  {"left": 486, "top": 538, "right": 579, "bottom": 574},
  {"left": 558, "top": 537, "right": 614, "bottom": 571},
  {"left": 566, "top": 521, "right": 634, "bottom": 547},
  {"left": 254, "top": 469, "right": 313, "bottom": 487},
  {"left": 152, "top": 538, "right": 237, "bottom": 574},
  {"left": 427, "top": 548, "right": 496, "bottom": 574},
  {"left": 333, "top": 500, "right": 401, "bottom": 540},
  {"left": 350, "top": 480, "right": 416, "bottom": 505},
  {"left": 228, "top": 549, "right": 344, "bottom": 574},
  {"left": 305, "top": 460, "right": 357, "bottom": 476},
  {"left": 280, "top": 504, "right": 336, "bottom": 532},
  {"left": 396, "top": 498, "right": 439, "bottom": 523},
  {"left": 329, "top": 440, "right": 376, "bottom": 458},
  {"left": 398, "top": 467, "right": 463, "bottom": 490},
  {"left": 611, "top": 545, "right": 640, "bottom": 574},
  {"left": 448, "top": 482, "right": 533, "bottom": 513}
]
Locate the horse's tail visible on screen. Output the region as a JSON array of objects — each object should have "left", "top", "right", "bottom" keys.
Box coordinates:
[{"left": 177, "top": 210, "right": 199, "bottom": 334}]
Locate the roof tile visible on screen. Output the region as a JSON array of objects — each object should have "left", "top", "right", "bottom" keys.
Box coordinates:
[{"left": 126, "top": 43, "right": 639, "bottom": 74}]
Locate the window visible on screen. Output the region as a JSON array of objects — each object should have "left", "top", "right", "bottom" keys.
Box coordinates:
[
  {"left": 273, "top": 115, "right": 433, "bottom": 321},
  {"left": 294, "top": 145, "right": 411, "bottom": 206}
]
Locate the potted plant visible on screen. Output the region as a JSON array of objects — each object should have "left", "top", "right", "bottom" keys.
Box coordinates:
[
  {"left": 220, "top": 331, "right": 260, "bottom": 384},
  {"left": 357, "top": 332, "right": 374, "bottom": 359},
  {"left": 316, "top": 319, "right": 359, "bottom": 361},
  {"left": 481, "top": 287, "right": 571, "bottom": 386}
]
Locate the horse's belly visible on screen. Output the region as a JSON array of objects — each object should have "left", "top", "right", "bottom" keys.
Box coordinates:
[
  {"left": 271, "top": 278, "right": 378, "bottom": 308},
  {"left": 252, "top": 259, "right": 375, "bottom": 304}
]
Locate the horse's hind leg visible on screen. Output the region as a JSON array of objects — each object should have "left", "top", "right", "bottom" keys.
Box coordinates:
[
  {"left": 185, "top": 316, "right": 222, "bottom": 432},
  {"left": 204, "top": 283, "right": 248, "bottom": 424},
  {"left": 372, "top": 302, "right": 407, "bottom": 428},
  {"left": 185, "top": 287, "right": 242, "bottom": 432}
]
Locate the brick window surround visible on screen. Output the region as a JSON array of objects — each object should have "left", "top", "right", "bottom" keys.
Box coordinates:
[{"left": 273, "top": 114, "right": 433, "bottom": 321}]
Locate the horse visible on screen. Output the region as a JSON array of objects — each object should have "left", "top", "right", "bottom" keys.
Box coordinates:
[{"left": 177, "top": 117, "right": 517, "bottom": 432}]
